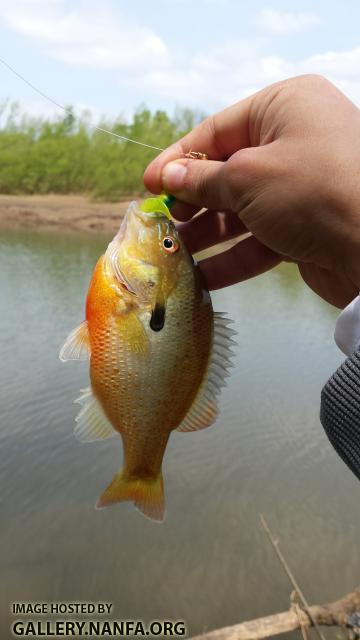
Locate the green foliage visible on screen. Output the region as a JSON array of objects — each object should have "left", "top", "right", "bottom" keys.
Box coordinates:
[{"left": 0, "top": 103, "right": 204, "bottom": 200}]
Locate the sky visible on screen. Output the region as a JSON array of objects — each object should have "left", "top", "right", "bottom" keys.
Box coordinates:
[{"left": 1, "top": 0, "right": 360, "bottom": 123}]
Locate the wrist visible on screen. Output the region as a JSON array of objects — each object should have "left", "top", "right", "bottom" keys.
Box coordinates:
[{"left": 329, "top": 173, "right": 360, "bottom": 291}]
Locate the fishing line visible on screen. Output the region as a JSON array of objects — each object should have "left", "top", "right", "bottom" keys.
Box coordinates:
[{"left": 0, "top": 56, "right": 165, "bottom": 152}]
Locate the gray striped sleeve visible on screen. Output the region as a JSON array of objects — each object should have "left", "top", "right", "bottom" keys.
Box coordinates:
[{"left": 320, "top": 347, "right": 360, "bottom": 480}]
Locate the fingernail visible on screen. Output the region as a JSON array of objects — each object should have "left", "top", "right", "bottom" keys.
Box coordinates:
[{"left": 162, "top": 162, "right": 187, "bottom": 192}]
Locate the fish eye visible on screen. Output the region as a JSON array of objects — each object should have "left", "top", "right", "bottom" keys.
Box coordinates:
[{"left": 162, "top": 236, "right": 179, "bottom": 254}]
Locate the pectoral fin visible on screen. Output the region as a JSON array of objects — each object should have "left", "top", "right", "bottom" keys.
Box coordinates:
[
  {"left": 117, "top": 312, "right": 149, "bottom": 354},
  {"left": 59, "top": 321, "right": 90, "bottom": 361}
]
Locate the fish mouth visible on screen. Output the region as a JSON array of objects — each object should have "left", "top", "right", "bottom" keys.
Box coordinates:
[
  {"left": 139, "top": 196, "right": 172, "bottom": 220},
  {"left": 129, "top": 199, "right": 171, "bottom": 225}
]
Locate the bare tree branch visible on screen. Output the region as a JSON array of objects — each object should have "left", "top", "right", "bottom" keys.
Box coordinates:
[{"left": 190, "top": 589, "right": 360, "bottom": 640}]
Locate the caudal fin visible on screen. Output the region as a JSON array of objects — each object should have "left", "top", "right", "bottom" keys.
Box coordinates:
[{"left": 96, "top": 471, "right": 165, "bottom": 522}]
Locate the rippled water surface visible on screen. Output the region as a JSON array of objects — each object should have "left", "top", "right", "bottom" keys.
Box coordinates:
[{"left": 0, "top": 228, "right": 359, "bottom": 638}]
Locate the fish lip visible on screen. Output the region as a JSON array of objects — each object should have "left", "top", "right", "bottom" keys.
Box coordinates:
[
  {"left": 114, "top": 211, "right": 128, "bottom": 242},
  {"left": 131, "top": 202, "right": 169, "bottom": 224}
]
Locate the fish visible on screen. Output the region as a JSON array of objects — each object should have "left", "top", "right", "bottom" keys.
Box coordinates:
[{"left": 59, "top": 196, "right": 235, "bottom": 522}]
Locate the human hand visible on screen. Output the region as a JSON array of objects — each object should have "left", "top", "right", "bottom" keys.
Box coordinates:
[{"left": 144, "top": 75, "right": 360, "bottom": 308}]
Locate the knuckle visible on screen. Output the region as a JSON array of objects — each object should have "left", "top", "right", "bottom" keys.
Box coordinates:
[
  {"left": 281, "top": 73, "right": 329, "bottom": 89},
  {"left": 193, "top": 165, "right": 211, "bottom": 201},
  {"left": 201, "top": 115, "right": 216, "bottom": 139},
  {"left": 202, "top": 116, "right": 224, "bottom": 156},
  {"left": 194, "top": 115, "right": 225, "bottom": 157},
  {"left": 181, "top": 159, "right": 209, "bottom": 201},
  {"left": 223, "top": 154, "right": 253, "bottom": 210},
  {"left": 189, "top": 116, "right": 214, "bottom": 147},
  {"left": 258, "top": 74, "right": 331, "bottom": 108},
  {"left": 287, "top": 73, "right": 333, "bottom": 94},
  {"left": 298, "top": 73, "right": 329, "bottom": 85}
]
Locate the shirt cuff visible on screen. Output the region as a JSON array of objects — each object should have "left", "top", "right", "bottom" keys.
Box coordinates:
[{"left": 335, "top": 294, "right": 360, "bottom": 355}]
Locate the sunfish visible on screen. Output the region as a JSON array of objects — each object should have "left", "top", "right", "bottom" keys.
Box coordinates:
[{"left": 60, "top": 197, "right": 235, "bottom": 521}]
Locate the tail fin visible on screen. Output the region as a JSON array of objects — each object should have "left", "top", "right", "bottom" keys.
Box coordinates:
[{"left": 96, "top": 470, "right": 165, "bottom": 522}]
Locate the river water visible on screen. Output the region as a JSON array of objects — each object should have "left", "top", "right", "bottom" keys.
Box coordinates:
[{"left": 0, "top": 227, "right": 359, "bottom": 638}]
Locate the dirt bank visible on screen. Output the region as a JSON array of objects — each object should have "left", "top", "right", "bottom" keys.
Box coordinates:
[{"left": 0, "top": 194, "right": 132, "bottom": 233}]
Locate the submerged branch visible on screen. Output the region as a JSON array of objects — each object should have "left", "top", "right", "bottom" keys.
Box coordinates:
[{"left": 192, "top": 518, "right": 359, "bottom": 640}]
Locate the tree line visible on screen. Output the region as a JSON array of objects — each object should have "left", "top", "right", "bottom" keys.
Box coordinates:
[{"left": 0, "top": 102, "right": 202, "bottom": 200}]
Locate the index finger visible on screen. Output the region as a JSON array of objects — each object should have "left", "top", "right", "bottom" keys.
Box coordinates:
[{"left": 143, "top": 94, "right": 255, "bottom": 194}]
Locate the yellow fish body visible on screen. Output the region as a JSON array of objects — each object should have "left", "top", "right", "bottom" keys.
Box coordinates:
[{"left": 60, "top": 197, "right": 235, "bottom": 521}]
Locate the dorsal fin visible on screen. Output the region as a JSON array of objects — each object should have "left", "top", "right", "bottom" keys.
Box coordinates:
[
  {"left": 74, "top": 387, "right": 116, "bottom": 442},
  {"left": 59, "top": 321, "right": 90, "bottom": 361},
  {"left": 177, "top": 312, "right": 236, "bottom": 432}
]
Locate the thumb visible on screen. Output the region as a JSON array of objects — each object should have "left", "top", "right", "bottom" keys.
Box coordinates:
[
  {"left": 160, "top": 149, "right": 265, "bottom": 214},
  {"left": 161, "top": 158, "right": 230, "bottom": 212}
]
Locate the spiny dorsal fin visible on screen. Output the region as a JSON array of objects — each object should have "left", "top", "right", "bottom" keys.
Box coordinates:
[
  {"left": 177, "top": 312, "right": 236, "bottom": 432},
  {"left": 74, "top": 387, "right": 116, "bottom": 442},
  {"left": 59, "top": 321, "right": 90, "bottom": 362}
]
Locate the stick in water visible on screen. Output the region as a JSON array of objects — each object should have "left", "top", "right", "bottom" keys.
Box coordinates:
[{"left": 259, "top": 514, "right": 327, "bottom": 640}]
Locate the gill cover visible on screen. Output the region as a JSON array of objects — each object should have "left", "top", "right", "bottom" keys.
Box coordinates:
[
  {"left": 106, "top": 196, "right": 180, "bottom": 331},
  {"left": 140, "top": 196, "right": 174, "bottom": 332}
]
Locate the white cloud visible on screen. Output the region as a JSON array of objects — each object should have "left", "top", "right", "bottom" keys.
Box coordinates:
[
  {"left": 1, "top": 0, "right": 360, "bottom": 117},
  {"left": 259, "top": 8, "right": 320, "bottom": 34},
  {"left": 303, "top": 47, "right": 360, "bottom": 77},
  {"left": 0, "top": 0, "right": 167, "bottom": 72},
  {"left": 142, "top": 43, "right": 360, "bottom": 112}
]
